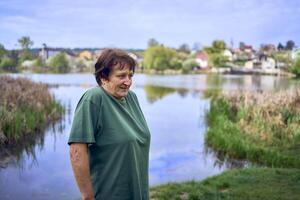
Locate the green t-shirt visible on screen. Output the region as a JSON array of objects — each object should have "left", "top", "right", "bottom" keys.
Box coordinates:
[{"left": 68, "top": 86, "right": 151, "bottom": 200}]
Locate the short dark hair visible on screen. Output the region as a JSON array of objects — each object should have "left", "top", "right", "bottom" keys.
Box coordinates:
[{"left": 94, "top": 48, "right": 136, "bottom": 85}]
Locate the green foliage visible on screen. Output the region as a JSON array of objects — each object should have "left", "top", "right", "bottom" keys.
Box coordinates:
[
  {"left": 208, "top": 53, "right": 229, "bottom": 68},
  {"left": 204, "top": 40, "right": 227, "bottom": 54},
  {"left": 289, "top": 58, "right": 300, "bottom": 77},
  {"left": 285, "top": 40, "right": 295, "bottom": 50},
  {"left": 182, "top": 58, "right": 198, "bottom": 73},
  {"left": 144, "top": 85, "right": 176, "bottom": 103},
  {"left": 33, "top": 57, "right": 44, "bottom": 67},
  {"left": 18, "top": 36, "right": 34, "bottom": 49},
  {"left": 77, "top": 60, "right": 87, "bottom": 72},
  {"left": 143, "top": 46, "right": 181, "bottom": 71},
  {"left": 19, "top": 49, "right": 33, "bottom": 63},
  {"left": 0, "top": 43, "right": 7, "bottom": 58},
  {"left": 273, "top": 52, "right": 292, "bottom": 65},
  {"left": 18, "top": 36, "right": 34, "bottom": 64},
  {"left": 0, "top": 57, "right": 14, "bottom": 71},
  {"left": 203, "top": 40, "right": 228, "bottom": 68},
  {"left": 49, "top": 52, "right": 70, "bottom": 73},
  {"left": 151, "top": 168, "right": 300, "bottom": 200},
  {"left": 212, "top": 40, "right": 226, "bottom": 52},
  {"left": 277, "top": 42, "right": 284, "bottom": 51},
  {"left": 178, "top": 43, "right": 190, "bottom": 54}
]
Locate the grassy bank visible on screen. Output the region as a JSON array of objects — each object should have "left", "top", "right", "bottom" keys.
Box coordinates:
[
  {"left": 151, "top": 89, "right": 300, "bottom": 199},
  {"left": 205, "top": 89, "right": 300, "bottom": 168},
  {"left": 150, "top": 168, "right": 300, "bottom": 200},
  {"left": 0, "top": 75, "right": 63, "bottom": 145}
]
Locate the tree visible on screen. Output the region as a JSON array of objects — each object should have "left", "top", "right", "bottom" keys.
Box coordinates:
[
  {"left": 33, "top": 57, "right": 44, "bottom": 67},
  {"left": 143, "top": 46, "right": 179, "bottom": 71},
  {"left": 0, "top": 43, "right": 6, "bottom": 58},
  {"left": 203, "top": 40, "right": 228, "bottom": 68},
  {"left": 0, "top": 57, "right": 14, "bottom": 71},
  {"left": 178, "top": 43, "right": 190, "bottom": 54},
  {"left": 277, "top": 43, "right": 284, "bottom": 51},
  {"left": 208, "top": 54, "right": 229, "bottom": 68},
  {"left": 239, "top": 42, "right": 246, "bottom": 50},
  {"left": 182, "top": 59, "right": 198, "bottom": 73},
  {"left": 49, "top": 52, "right": 70, "bottom": 73},
  {"left": 204, "top": 40, "right": 227, "bottom": 54},
  {"left": 18, "top": 36, "right": 34, "bottom": 62},
  {"left": 289, "top": 58, "right": 300, "bottom": 77},
  {"left": 18, "top": 36, "right": 34, "bottom": 49},
  {"left": 7, "top": 50, "right": 19, "bottom": 71},
  {"left": 147, "top": 38, "right": 159, "bottom": 47},
  {"left": 285, "top": 40, "right": 295, "bottom": 50}
]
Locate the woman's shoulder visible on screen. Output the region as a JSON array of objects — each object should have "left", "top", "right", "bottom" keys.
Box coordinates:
[
  {"left": 81, "top": 86, "right": 105, "bottom": 104},
  {"left": 127, "top": 90, "right": 138, "bottom": 101}
]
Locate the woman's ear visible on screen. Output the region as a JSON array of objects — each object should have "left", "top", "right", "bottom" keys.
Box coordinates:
[{"left": 101, "top": 78, "right": 107, "bottom": 86}]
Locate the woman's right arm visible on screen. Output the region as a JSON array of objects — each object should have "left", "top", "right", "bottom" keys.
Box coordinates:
[{"left": 69, "top": 143, "right": 95, "bottom": 200}]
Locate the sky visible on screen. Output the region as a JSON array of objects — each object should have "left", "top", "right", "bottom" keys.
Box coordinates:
[{"left": 0, "top": 0, "right": 299, "bottom": 50}]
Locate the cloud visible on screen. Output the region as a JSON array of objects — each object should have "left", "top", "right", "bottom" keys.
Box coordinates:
[{"left": 0, "top": 0, "right": 299, "bottom": 49}]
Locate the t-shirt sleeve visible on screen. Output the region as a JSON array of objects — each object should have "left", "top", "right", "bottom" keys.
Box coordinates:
[{"left": 68, "top": 99, "right": 101, "bottom": 145}]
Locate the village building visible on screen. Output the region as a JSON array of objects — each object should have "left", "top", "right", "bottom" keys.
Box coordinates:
[{"left": 195, "top": 52, "right": 209, "bottom": 69}]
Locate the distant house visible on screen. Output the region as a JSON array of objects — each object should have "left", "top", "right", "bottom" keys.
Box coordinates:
[
  {"left": 244, "top": 60, "right": 254, "bottom": 69},
  {"left": 261, "top": 44, "right": 276, "bottom": 55},
  {"left": 39, "top": 47, "right": 77, "bottom": 61},
  {"left": 240, "top": 44, "right": 254, "bottom": 53},
  {"left": 256, "top": 54, "right": 276, "bottom": 69},
  {"left": 78, "top": 51, "right": 93, "bottom": 60},
  {"left": 233, "top": 48, "right": 255, "bottom": 61},
  {"left": 195, "top": 52, "right": 208, "bottom": 69}
]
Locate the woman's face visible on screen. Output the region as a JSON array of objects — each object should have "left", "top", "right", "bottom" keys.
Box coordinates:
[{"left": 101, "top": 64, "right": 134, "bottom": 99}]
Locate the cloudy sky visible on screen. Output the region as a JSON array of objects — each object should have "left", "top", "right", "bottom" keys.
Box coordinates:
[{"left": 0, "top": 0, "right": 299, "bottom": 49}]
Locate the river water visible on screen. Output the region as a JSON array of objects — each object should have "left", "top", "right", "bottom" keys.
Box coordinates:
[{"left": 0, "top": 73, "right": 299, "bottom": 200}]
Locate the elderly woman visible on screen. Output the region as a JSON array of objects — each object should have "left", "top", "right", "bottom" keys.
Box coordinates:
[{"left": 68, "top": 48, "right": 151, "bottom": 200}]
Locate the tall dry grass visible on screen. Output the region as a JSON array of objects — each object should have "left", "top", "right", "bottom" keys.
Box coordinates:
[
  {"left": 223, "top": 89, "right": 300, "bottom": 142},
  {"left": 206, "top": 89, "right": 300, "bottom": 167},
  {"left": 0, "top": 75, "right": 63, "bottom": 145}
]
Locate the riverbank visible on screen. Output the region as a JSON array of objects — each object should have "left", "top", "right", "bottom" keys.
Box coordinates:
[
  {"left": 151, "top": 88, "right": 300, "bottom": 199},
  {"left": 205, "top": 89, "right": 300, "bottom": 167},
  {"left": 0, "top": 75, "right": 63, "bottom": 146},
  {"left": 2, "top": 66, "right": 295, "bottom": 77},
  {"left": 150, "top": 168, "right": 300, "bottom": 200}
]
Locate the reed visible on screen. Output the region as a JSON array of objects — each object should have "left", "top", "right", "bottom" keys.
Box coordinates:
[
  {"left": 206, "top": 89, "right": 300, "bottom": 168},
  {"left": 0, "top": 75, "right": 63, "bottom": 145}
]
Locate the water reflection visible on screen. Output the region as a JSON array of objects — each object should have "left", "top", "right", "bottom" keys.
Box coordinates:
[
  {"left": 143, "top": 84, "right": 189, "bottom": 103},
  {"left": 0, "top": 111, "right": 67, "bottom": 170},
  {"left": 204, "top": 147, "right": 252, "bottom": 169}
]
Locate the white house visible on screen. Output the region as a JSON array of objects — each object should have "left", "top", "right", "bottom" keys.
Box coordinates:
[
  {"left": 244, "top": 60, "right": 254, "bottom": 69},
  {"left": 195, "top": 52, "right": 208, "bottom": 69}
]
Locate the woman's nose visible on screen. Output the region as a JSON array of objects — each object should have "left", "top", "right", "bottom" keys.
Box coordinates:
[{"left": 124, "top": 77, "right": 132, "bottom": 85}]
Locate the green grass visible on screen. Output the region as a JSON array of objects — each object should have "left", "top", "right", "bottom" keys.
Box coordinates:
[{"left": 150, "top": 168, "right": 300, "bottom": 200}]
